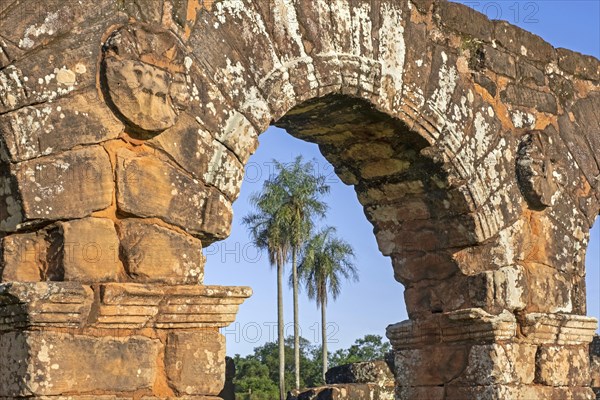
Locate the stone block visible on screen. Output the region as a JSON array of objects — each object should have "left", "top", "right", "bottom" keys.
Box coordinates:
[
  {"left": 0, "top": 330, "right": 29, "bottom": 396},
  {"left": 473, "top": 265, "right": 528, "bottom": 313},
  {"left": 292, "top": 383, "right": 393, "bottom": 400},
  {"left": 394, "top": 345, "right": 468, "bottom": 386},
  {"left": 557, "top": 48, "right": 600, "bottom": 81},
  {"left": 410, "top": 0, "right": 435, "bottom": 14},
  {"left": 447, "top": 384, "right": 595, "bottom": 400},
  {"left": 482, "top": 45, "right": 516, "bottom": 78},
  {"left": 116, "top": 148, "right": 232, "bottom": 242},
  {"left": 500, "top": 84, "right": 558, "bottom": 114},
  {"left": 387, "top": 309, "right": 518, "bottom": 349},
  {"left": 557, "top": 99, "right": 600, "bottom": 201},
  {"left": 0, "top": 282, "right": 93, "bottom": 331},
  {"left": 393, "top": 250, "right": 459, "bottom": 284},
  {"left": 0, "top": 232, "right": 45, "bottom": 281},
  {"left": 0, "top": 331, "right": 160, "bottom": 396},
  {"left": 0, "top": 1, "right": 88, "bottom": 57},
  {"left": 0, "top": 281, "right": 252, "bottom": 332},
  {"left": 494, "top": 20, "right": 555, "bottom": 62},
  {"left": 549, "top": 73, "right": 576, "bottom": 104},
  {"left": 446, "top": 385, "right": 517, "bottom": 400},
  {"left": 119, "top": 219, "right": 205, "bottom": 284},
  {"left": 140, "top": 397, "right": 222, "bottom": 400},
  {"left": 0, "top": 88, "right": 122, "bottom": 163},
  {"left": 0, "top": 170, "right": 22, "bottom": 233},
  {"left": 211, "top": 110, "right": 258, "bottom": 165},
  {"left": 2, "top": 146, "right": 114, "bottom": 232},
  {"left": 30, "top": 396, "right": 132, "bottom": 400},
  {"left": 473, "top": 73, "right": 498, "bottom": 97},
  {"left": 517, "top": 61, "right": 546, "bottom": 86},
  {"left": 519, "top": 313, "right": 597, "bottom": 345},
  {"left": 149, "top": 114, "right": 245, "bottom": 201},
  {"left": 493, "top": 265, "right": 528, "bottom": 311},
  {"left": 165, "top": 331, "right": 226, "bottom": 395},
  {"left": 436, "top": 1, "right": 493, "bottom": 42},
  {"left": 395, "top": 386, "right": 444, "bottom": 400},
  {"left": 525, "top": 263, "right": 572, "bottom": 313},
  {"left": 56, "top": 217, "right": 123, "bottom": 282},
  {"left": 0, "top": 15, "right": 125, "bottom": 115},
  {"left": 184, "top": 17, "right": 272, "bottom": 129},
  {"left": 403, "top": 275, "right": 488, "bottom": 316},
  {"left": 456, "top": 343, "right": 536, "bottom": 385},
  {"left": 392, "top": 217, "right": 475, "bottom": 251},
  {"left": 569, "top": 94, "right": 600, "bottom": 163},
  {"left": 325, "top": 360, "right": 394, "bottom": 385},
  {"left": 181, "top": 58, "right": 259, "bottom": 163},
  {"left": 536, "top": 345, "right": 590, "bottom": 386}
]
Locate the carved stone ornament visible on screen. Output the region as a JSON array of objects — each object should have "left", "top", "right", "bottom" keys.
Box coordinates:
[
  {"left": 516, "top": 131, "right": 560, "bottom": 210},
  {"left": 101, "top": 23, "right": 190, "bottom": 138}
]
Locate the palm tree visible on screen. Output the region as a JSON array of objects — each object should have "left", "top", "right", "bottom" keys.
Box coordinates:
[
  {"left": 243, "top": 156, "right": 328, "bottom": 398},
  {"left": 298, "top": 227, "right": 358, "bottom": 381},
  {"left": 243, "top": 184, "right": 290, "bottom": 400},
  {"left": 270, "top": 157, "right": 329, "bottom": 390}
]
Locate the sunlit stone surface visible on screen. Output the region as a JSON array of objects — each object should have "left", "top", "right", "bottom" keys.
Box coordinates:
[{"left": 0, "top": 0, "right": 598, "bottom": 398}]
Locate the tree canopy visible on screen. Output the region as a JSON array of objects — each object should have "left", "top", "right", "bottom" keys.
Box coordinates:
[
  {"left": 329, "top": 334, "right": 392, "bottom": 368},
  {"left": 233, "top": 334, "right": 391, "bottom": 399}
]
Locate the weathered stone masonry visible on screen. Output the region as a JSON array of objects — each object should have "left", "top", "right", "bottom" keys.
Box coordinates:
[{"left": 0, "top": 0, "right": 598, "bottom": 398}]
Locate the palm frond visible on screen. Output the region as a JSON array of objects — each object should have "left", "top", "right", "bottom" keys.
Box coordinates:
[
  {"left": 243, "top": 156, "right": 332, "bottom": 274},
  {"left": 297, "top": 226, "right": 357, "bottom": 307}
]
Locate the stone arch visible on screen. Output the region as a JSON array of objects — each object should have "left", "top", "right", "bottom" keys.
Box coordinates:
[
  {"left": 176, "top": 0, "right": 524, "bottom": 316},
  {"left": 0, "top": 0, "right": 599, "bottom": 398}
]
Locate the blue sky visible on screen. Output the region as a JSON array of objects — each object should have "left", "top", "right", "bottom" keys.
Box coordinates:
[{"left": 205, "top": 1, "right": 600, "bottom": 356}]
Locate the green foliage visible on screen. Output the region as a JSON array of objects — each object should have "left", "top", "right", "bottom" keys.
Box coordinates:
[
  {"left": 266, "top": 156, "right": 330, "bottom": 251},
  {"left": 243, "top": 174, "right": 290, "bottom": 269},
  {"left": 298, "top": 226, "right": 358, "bottom": 307},
  {"left": 243, "top": 156, "right": 330, "bottom": 270},
  {"left": 233, "top": 336, "right": 324, "bottom": 398},
  {"left": 329, "top": 334, "right": 392, "bottom": 368},
  {"left": 233, "top": 356, "right": 278, "bottom": 400},
  {"left": 233, "top": 334, "right": 391, "bottom": 396},
  {"left": 243, "top": 155, "right": 331, "bottom": 395}
]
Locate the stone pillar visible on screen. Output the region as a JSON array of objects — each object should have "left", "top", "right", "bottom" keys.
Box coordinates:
[
  {"left": 388, "top": 308, "right": 597, "bottom": 399},
  {"left": 0, "top": 11, "right": 252, "bottom": 399},
  {"left": 0, "top": 282, "right": 250, "bottom": 398},
  {"left": 277, "top": 90, "right": 600, "bottom": 400}
]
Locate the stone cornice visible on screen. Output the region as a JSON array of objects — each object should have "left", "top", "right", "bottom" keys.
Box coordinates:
[
  {"left": 0, "top": 282, "right": 252, "bottom": 331},
  {"left": 386, "top": 308, "right": 597, "bottom": 348}
]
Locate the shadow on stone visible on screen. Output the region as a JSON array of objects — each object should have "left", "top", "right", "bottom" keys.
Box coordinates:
[{"left": 0, "top": 283, "right": 31, "bottom": 398}]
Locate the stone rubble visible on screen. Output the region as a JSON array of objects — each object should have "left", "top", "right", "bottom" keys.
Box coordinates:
[{"left": 288, "top": 360, "right": 395, "bottom": 400}]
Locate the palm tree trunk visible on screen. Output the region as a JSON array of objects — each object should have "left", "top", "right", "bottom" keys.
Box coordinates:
[
  {"left": 321, "top": 292, "right": 328, "bottom": 383},
  {"left": 277, "top": 258, "right": 285, "bottom": 400},
  {"left": 292, "top": 247, "right": 300, "bottom": 390}
]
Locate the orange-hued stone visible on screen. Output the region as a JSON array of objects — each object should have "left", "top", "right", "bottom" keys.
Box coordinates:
[{"left": 0, "top": 0, "right": 598, "bottom": 398}]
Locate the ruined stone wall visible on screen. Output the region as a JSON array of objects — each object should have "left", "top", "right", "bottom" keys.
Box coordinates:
[
  {"left": 290, "top": 360, "right": 395, "bottom": 399},
  {"left": 0, "top": 0, "right": 599, "bottom": 399},
  {"left": 0, "top": 282, "right": 249, "bottom": 398}
]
